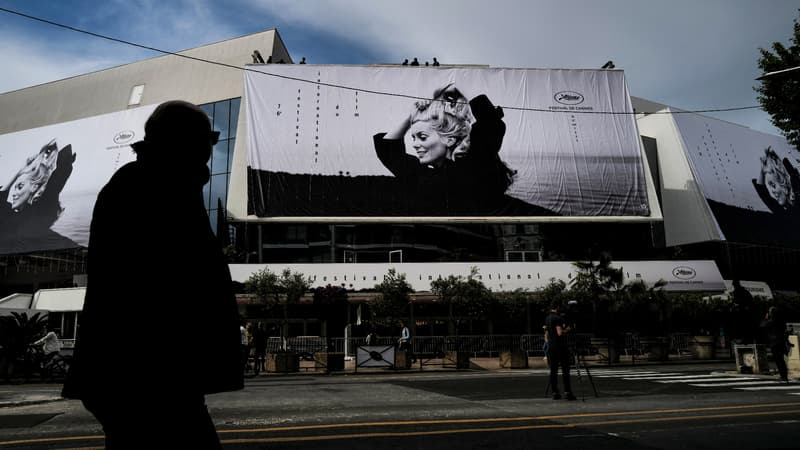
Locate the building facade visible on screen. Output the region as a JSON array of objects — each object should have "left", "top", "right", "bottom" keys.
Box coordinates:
[{"left": 1, "top": 27, "right": 797, "bottom": 310}]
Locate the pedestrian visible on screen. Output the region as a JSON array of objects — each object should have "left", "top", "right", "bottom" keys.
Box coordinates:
[
  {"left": 544, "top": 302, "right": 576, "bottom": 400},
  {"left": 252, "top": 323, "right": 268, "bottom": 374},
  {"left": 732, "top": 279, "right": 755, "bottom": 341},
  {"left": 410, "top": 57, "right": 420, "bottom": 66},
  {"left": 33, "top": 328, "right": 62, "bottom": 361},
  {"left": 398, "top": 320, "right": 411, "bottom": 351},
  {"left": 432, "top": 57, "right": 440, "bottom": 66},
  {"left": 760, "top": 306, "right": 790, "bottom": 381},
  {"left": 241, "top": 321, "right": 251, "bottom": 372},
  {"left": 299, "top": 57, "right": 306, "bottom": 64},
  {"left": 402, "top": 58, "right": 409, "bottom": 66},
  {"left": 366, "top": 327, "right": 378, "bottom": 346},
  {"left": 61, "top": 100, "right": 243, "bottom": 449}
]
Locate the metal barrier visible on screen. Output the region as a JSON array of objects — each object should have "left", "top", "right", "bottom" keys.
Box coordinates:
[
  {"left": 670, "top": 332, "right": 691, "bottom": 356},
  {"left": 330, "top": 335, "right": 568, "bottom": 358},
  {"left": 270, "top": 333, "right": 725, "bottom": 363}
]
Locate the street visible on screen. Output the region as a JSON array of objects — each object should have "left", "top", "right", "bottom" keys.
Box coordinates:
[{"left": 1, "top": 362, "right": 799, "bottom": 449}]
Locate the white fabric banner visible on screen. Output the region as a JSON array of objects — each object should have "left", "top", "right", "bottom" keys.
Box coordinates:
[
  {"left": 229, "top": 260, "right": 725, "bottom": 293},
  {"left": 0, "top": 105, "right": 157, "bottom": 254},
  {"left": 245, "top": 66, "right": 650, "bottom": 218},
  {"left": 672, "top": 112, "right": 800, "bottom": 246}
]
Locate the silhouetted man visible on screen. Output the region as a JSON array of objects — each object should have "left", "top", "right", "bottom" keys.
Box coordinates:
[
  {"left": 545, "top": 303, "right": 576, "bottom": 400},
  {"left": 410, "top": 57, "right": 420, "bottom": 66},
  {"left": 62, "top": 101, "right": 243, "bottom": 449}
]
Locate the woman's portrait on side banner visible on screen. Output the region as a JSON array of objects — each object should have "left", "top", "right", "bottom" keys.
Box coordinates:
[
  {"left": 0, "top": 139, "right": 78, "bottom": 251},
  {"left": 752, "top": 146, "right": 799, "bottom": 215}
]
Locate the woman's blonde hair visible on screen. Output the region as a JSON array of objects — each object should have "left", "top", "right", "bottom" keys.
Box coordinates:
[
  {"left": 410, "top": 96, "right": 473, "bottom": 150},
  {"left": 8, "top": 140, "right": 59, "bottom": 207}
]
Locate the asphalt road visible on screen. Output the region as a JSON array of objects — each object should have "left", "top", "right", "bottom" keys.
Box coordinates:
[{"left": 1, "top": 362, "right": 799, "bottom": 449}]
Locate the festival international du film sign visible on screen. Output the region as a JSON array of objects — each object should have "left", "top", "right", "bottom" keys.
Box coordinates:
[
  {"left": 245, "top": 66, "right": 651, "bottom": 219},
  {"left": 0, "top": 105, "right": 156, "bottom": 254},
  {"left": 673, "top": 113, "right": 800, "bottom": 247}
]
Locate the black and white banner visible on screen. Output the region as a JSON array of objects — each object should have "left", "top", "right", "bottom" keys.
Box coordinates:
[
  {"left": 0, "top": 105, "right": 156, "bottom": 254},
  {"left": 675, "top": 113, "right": 800, "bottom": 247},
  {"left": 245, "top": 66, "right": 651, "bottom": 218}
]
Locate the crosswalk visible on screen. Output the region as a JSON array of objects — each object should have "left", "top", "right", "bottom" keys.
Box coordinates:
[{"left": 591, "top": 369, "right": 800, "bottom": 393}]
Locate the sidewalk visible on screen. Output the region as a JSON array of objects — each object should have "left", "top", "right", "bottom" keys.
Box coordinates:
[{"left": 0, "top": 356, "right": 747, "bottom": 408}]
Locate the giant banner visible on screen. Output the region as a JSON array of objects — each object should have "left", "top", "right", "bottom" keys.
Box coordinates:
[
  {"left": 0, "top": 105, "right": 156, "bottom": 254},
  {"left": 245, "top": 66, "right": 651, "bottom": 218},
  {"left": 674, "top": 113, "right": 800, "bottom": 247}
]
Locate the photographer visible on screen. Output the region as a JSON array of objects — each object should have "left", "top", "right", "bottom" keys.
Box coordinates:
[{"left": 544, "top": 302, "right": 576, "bottom": 400}]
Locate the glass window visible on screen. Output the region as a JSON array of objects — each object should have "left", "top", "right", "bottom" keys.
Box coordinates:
[
  {"left": 200, "top": 103, "right": 214, "bottom": 122},
  {"left": 227, "top": 138, "right": 235, "bottom": 172},
  {"left": 214, "top": 101, "right": 231, "bottom": 140},
  {"left": 202, "top": 180, "right": 211, "bottom": 210},
  {"left": 210, "top": 174, "right": 228, "bottom": 210},
  {"left": 212, "top": 140, "right": 228, "bottom": 175},
  {"left": 230, "top": 98, "right": 241, "bottom": 138},
  {"left": 209, "top": 209, "right": 218, "bottom": 234}
]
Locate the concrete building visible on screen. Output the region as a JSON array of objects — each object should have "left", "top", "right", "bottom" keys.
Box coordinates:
[{"left": 1, "top": 28, "right": 797, "bottom": 339}]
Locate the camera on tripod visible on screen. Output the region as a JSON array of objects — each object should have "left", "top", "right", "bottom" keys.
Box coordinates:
[{"left": 563, "top": 300, "right": 592, "bottom": 356}]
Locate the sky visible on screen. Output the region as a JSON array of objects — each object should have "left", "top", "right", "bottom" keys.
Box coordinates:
[{"left": 0, "top": 0, "right": 797, "bottom": 136}]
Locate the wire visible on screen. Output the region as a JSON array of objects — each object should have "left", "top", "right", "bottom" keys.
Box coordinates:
[{"left": 0, "top": 6, "right": 763, "bottom": 116}]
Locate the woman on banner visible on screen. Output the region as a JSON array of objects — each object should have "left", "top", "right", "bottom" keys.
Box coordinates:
[
  {"left": 752, "top": 146, "right": 799, "bottom": 215},
  {"left": 373, "top": 83, "right": 556, "bottom": 216},
  {"left": 0, "top": 139, "right": 78, "bottom": 252}
]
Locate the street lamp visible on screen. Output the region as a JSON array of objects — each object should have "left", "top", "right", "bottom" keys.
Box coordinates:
[{"left": 756, "top": 65, "right": 800, "bottom": 80}]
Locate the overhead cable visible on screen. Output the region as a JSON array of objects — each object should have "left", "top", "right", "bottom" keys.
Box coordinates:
[{"left": 0, "top": 6, "right": 762, "bottom": 116}]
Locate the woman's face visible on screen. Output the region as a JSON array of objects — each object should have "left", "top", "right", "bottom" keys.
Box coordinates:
[
  {"left": 763, "top": 159, "right": 793, "bottom": 206},
  {"left": 409, "top": 121, "right": 452, "bottom": 167},
  {"left": 7, "top": 173, "right": 37, "bottom": 211}
]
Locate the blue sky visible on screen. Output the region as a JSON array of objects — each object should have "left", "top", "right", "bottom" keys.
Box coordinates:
[{"left": 0, "top": 0, "right": 797, "bottom": 136}]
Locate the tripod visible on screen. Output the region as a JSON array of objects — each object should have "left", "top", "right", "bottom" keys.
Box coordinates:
[
  {"left": 544, "top": 346, "right": 598, "bottom": 400},
  {"left": 572, "top": 348, "right": 598, "bottom": 399}
]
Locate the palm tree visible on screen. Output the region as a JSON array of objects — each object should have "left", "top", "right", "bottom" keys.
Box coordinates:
[
  {"left": 0, "top": 312, "right": 47, "bottom": 381},
  {"left": 569, "top": 253, "right": 623, "bottom": 333}
]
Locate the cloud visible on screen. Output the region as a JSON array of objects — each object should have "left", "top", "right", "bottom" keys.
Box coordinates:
[
  {"left": 0, "top": 0, "right": 238, "bottom": 93},
  {"left": 1, "top": 0, "right": 796, "bottom": 136},
  {"left": 247, "top": 0, "right": 795, "bottom": 135},
  {"left": 0, "top": 33, "right": 119, "bottom": 93}
]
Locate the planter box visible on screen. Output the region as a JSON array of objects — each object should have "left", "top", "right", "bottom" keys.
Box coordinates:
[
  {"left": 266, "top": 352, "right": 299, "bottom": 373},
  {"left": 315, "top": 352, "right": 345, "bottom": 372},
  {"left": 445, "top": 351, "right": 470, "bottom": 369},
  {"left": 689, "top": 335, "right": 716, "bottom": 360},
  {"left": 641, "top": 337, "right": 668, "bottom": 361},
  {"left": 787, "top": 335, "right": 799, "bottom": 378},
  {"left": 395, "top": 350, "right": 413, "bottom": 369},
  {"left": 733, "top": 343, "right": 769, "bottom": 374},
  {"left": 499, "top": 350, "right": 528, "bottom": 368},
  {"left": 590, "top": 337, "right": 620, "bottom": 363}
]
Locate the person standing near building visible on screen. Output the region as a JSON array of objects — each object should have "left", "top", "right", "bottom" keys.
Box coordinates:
[
  {"left": 252, "top": 323, "right": 268, "bottom": 374},
  {"left": 33, "top": 328, "right": 61, "bottom": 359},
  {"left": 544, "top": 303, "right": 576, "bottom": 400},
  {"left": 241, "top": 321, "right": 251, "bottom": 372},
  {"left": 398, "top": 320, "right": 411, "bottom": 351},
  {"left": 760, "top": 306, "right": 790, "bottom": 381},
  {"left": 62, "top": 100, "right": 243, "bottom": 449}
]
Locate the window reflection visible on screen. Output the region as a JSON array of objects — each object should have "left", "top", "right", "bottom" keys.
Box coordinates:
[
  {"left": 212, "top": 140, "right": 228, "bottom": 175},
  {"left": 199, "top": 98, "right": 240, "bottom": 234},
  {"left": 214, "top": 101, "right": 231, "bottom": 140},
  {"left": 210, "top": 174, "right": 228, "bottom": 210}
]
